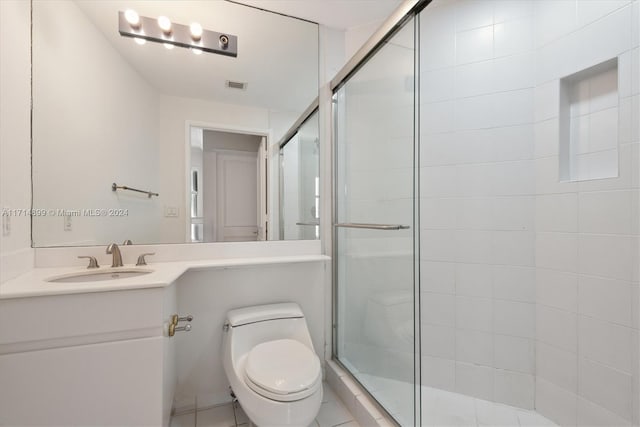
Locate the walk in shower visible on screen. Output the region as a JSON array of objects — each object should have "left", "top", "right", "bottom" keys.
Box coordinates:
[{"left": 333, "top": 0, "right": 639, "bottom": 425}]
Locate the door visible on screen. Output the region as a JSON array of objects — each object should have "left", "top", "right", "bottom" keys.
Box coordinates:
[
  {"left": 215, "top": 151, "right": 259, "bottom": 241},
  {"left": 333, "top": 17, "right": 419, "bottom": 426}
]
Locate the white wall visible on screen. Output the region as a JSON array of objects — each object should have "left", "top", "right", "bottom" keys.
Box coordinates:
[
  {"left": 172, "top": 261, "right": 327, "bottom": 410},
  {"left": 0, "top": 0, "right": 33, "bottom": 283},
  {"left": 532, "top": 1, "right": 640, "bottom": 425},
  {"left": 345, "top": 20, "right": 385, "bottom": 60},
  {"left": 415, "top": 0, "right": 640, "bottom": 422},
  {"left": 31, "top": 0, "right": 162, "bottom": 247},
  {"left": 419, "top": 0, "right": 537, "bottom": 409},
  {"left": 157, "top": 95, "right": 270, "bottom": 244}
]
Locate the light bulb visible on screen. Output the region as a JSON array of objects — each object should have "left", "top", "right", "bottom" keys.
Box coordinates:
[
  {"left": 164, "top": 43, "right": 174, "bottom": 50},
  {"left": 134, "top": 37, "right": 146, "bottom": 45},
  {"left": 191, "top": 48, "right": 203, "bottom": 55},
  {"left": 190, "top": 22, "right": 203, "bottom": 40},
  {"left": 124, "top": 9, "right": 140, "bottom": 29},
  {"left": 157, "top": 16, "right": 172, "bottom": 34}
]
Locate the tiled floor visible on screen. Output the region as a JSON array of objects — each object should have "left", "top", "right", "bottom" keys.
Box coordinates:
[
  {"left": 170, "top": 382, "right": 361, "bottom": 427},
  {"left": 357, "top": 373, "right": 557, "bottom": 426}
]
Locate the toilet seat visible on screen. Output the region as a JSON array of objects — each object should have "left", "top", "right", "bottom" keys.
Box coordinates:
[{"left": 244, "top": 339, "right": 321, "bottom": 402}]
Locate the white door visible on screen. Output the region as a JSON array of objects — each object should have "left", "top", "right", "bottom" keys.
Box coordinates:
[{"left": 216, "top": 151, "right": 259, "bottom": 241}]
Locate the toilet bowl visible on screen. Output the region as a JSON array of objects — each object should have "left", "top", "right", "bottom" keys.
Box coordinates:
[{"left": 222, "top": 303, "right": 323, "bottom": 427}]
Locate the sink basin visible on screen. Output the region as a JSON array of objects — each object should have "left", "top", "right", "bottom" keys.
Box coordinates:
[{"left": 47, "top": 268, "right": 153, "bottom": 283}]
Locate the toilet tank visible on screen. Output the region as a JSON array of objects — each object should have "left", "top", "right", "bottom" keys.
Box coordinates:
[{"left": 223, "top": 303, "right": 315, "bottom": 358}]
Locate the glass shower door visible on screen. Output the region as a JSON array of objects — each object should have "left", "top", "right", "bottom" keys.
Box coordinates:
[{"left": 333, "top": 18, "right": 418, "bottom": 425}]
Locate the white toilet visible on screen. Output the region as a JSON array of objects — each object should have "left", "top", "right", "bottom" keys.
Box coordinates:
[{"left": 222, "top": 303, "right": 323, "bottom": 427}]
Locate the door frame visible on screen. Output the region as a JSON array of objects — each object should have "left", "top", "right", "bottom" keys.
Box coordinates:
[{"left": 184, "top": 121, "right": 272, "bottom": 242}]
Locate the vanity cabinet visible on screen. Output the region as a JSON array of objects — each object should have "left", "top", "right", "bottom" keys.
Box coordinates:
[{"left": 0, "top": 284, "right": 177, "bottom": 426}]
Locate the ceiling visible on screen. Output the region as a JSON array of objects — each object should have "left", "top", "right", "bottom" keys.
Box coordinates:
[
  {"left": 232, "top": 0, "right": 404, "bottom": 30},
  {"left": 39, "top": 0, "right": 401, "bottom": 116},
  {"left": 67, "top": 0, "right": 319, "bottom": 114}
]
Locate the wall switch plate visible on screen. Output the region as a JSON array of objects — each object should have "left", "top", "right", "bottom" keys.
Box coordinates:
[
  {"left": 64, "top": 215, "right": 72, "bottom": 231},
  {"left": 164, "top": 206, "right": 179, "bottom": 217},
  {"left": 2, "top": 214, "right": 10, "bottom": 236}
]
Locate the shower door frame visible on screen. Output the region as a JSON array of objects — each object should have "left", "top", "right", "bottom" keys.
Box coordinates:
[{"left": 330, "top": 1, "right": 431, "bottom": 425}]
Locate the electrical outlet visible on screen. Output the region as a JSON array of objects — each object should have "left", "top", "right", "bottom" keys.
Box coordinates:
[
  {"left": 164, "top": 206, "right": 179, "bottom": 217},
  {"left": 2, "top": 214, "right": 10, "bottom": 237},
  {"left": 64, "top": 215, "right": 72, "bottom": 231}
]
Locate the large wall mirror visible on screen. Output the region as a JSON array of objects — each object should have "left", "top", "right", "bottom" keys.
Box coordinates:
[{"left": 31, "top": 0, "right": 319, "bottom": 246}]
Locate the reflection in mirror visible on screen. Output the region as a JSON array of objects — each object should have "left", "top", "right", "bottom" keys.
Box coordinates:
[
  {"left": 279, "top": 107, "right": 320, "bottom": 240},
  {"left": 31, "top": 0, "right": 319, "bottom": 247},
  {"left": 189, "top": 127, "right": 267, "bottom": 242}
]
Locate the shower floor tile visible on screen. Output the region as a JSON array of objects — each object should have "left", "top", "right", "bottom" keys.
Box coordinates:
[
  {"left": 169, "top": 382, "right": 361, "bottom": 427},
  {"left": 355, "top": 373, "right": 557, "bottom": 427}
]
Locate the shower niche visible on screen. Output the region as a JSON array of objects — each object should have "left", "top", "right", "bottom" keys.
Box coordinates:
[{"left": 559, "top": 58, "right": 619, "bottom": 182}]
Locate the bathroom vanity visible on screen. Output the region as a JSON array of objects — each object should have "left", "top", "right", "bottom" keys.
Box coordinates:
[{"left": 0, "top": 252, "right": 328, "bottom": 426}]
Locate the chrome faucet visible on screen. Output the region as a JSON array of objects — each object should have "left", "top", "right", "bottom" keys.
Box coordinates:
[{"left": 106, "top": 243, "right": 123, "bottom": 267}]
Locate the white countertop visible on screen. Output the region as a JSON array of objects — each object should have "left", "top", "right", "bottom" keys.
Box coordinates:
[{"left": 0, "top": 255, "right": 330, "bottom": 299}]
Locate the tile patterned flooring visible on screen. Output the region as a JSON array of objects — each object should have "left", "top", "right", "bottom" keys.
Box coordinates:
[
  {"left": 171, "top": 376, "right": 558, "bottom": 427},
  {"left": 356, "top": 373, "right": 557, "bottom": 427},
  {"left": 170, "top": 382, "right": 361, "bottom": 427}
]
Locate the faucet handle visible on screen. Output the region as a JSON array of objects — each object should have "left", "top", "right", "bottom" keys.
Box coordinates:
[
  {"left": 122, "top": 239, "right": 133, "bottom": 245},
  {"left": 78, "top": 256, "right": 99, "bottom": 269},
  {"left": 136, "top": 252, "right": 155, "bottom": 266}
]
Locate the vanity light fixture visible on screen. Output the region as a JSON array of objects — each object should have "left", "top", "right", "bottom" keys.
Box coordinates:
[
  {"left": 157, "top": 16, "right": 172, "bottom": 34},
  {"left": 118, "top": 10, "right": 238, "bottom": 57},
  {"left": 124, "top": 9, "right": 140, "bottom": 29},
  {"left": 190, "top": 23, "right": 203, "bottom": 41}
]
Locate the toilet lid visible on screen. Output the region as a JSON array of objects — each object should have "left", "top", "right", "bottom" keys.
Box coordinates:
[{"left": 245, "top": 339, "right": 320, "bottom": 396}]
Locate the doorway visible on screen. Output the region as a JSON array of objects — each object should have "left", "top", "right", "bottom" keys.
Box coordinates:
[{"left": 189, "top": 127, "right": 267, "bottom": 242}]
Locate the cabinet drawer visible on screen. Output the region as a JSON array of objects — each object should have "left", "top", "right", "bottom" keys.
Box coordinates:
[{"left": 0, "top": 288, "right": 164, "bottom": 347}]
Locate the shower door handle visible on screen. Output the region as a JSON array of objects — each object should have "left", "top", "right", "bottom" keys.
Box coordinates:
[{"left": 334, "top": 223, "right": 410, "bottom": 230}]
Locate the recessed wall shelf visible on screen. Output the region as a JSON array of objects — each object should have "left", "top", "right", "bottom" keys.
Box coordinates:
[{"left": 559, "top": 58, "right": 619, "bottom": 182}]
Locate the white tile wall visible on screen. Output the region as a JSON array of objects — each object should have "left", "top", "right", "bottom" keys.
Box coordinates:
[
  {"left": 493, "top": 300, "right": 535, "bottom": 338},
  {"left": 578, "top": 234, "right": 635, "bottom": 281},
  {"left": 536, "top": 305, "right": 578, "bottom": 352},
  {"left": 536, "top": 378, "right": 578, "bottom": 426},
  {"left": 578, "top": 357, "right": 634, "bottom": 420},
  {"left": 576, "top": 397, "right": 633, "bottom": 427},
  {"left": 536, "top": 268, "right": 578, "bottom": 312},
  {"left": 493, "top": 334, "right": 534, "bottom": 374},
  {"left": 532, "top": 0, "right": 639, "bottom": 423},
  {"left": 578, "top": 315, "right": 633, "bottom": 373},
  {"left": 493, "top": 369, "right": 535, "bottom": 409},
  {"left": 536, "top": 341, "right": 578, "bottom": 392},
  {"left": 456, "top": 328, "right": 493, "bottom": 366},
  {"left": 493, "top": 266, "right": 535, "bottom": 303},
  {"left": 455, "top": 362, "right": 494, "bottom": 400},
  {"left": 578, "top": 274, "right": 633, "bottom": 326},
  {"left": 419, "top": 0, "right": 639, "bottom": 419}
]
